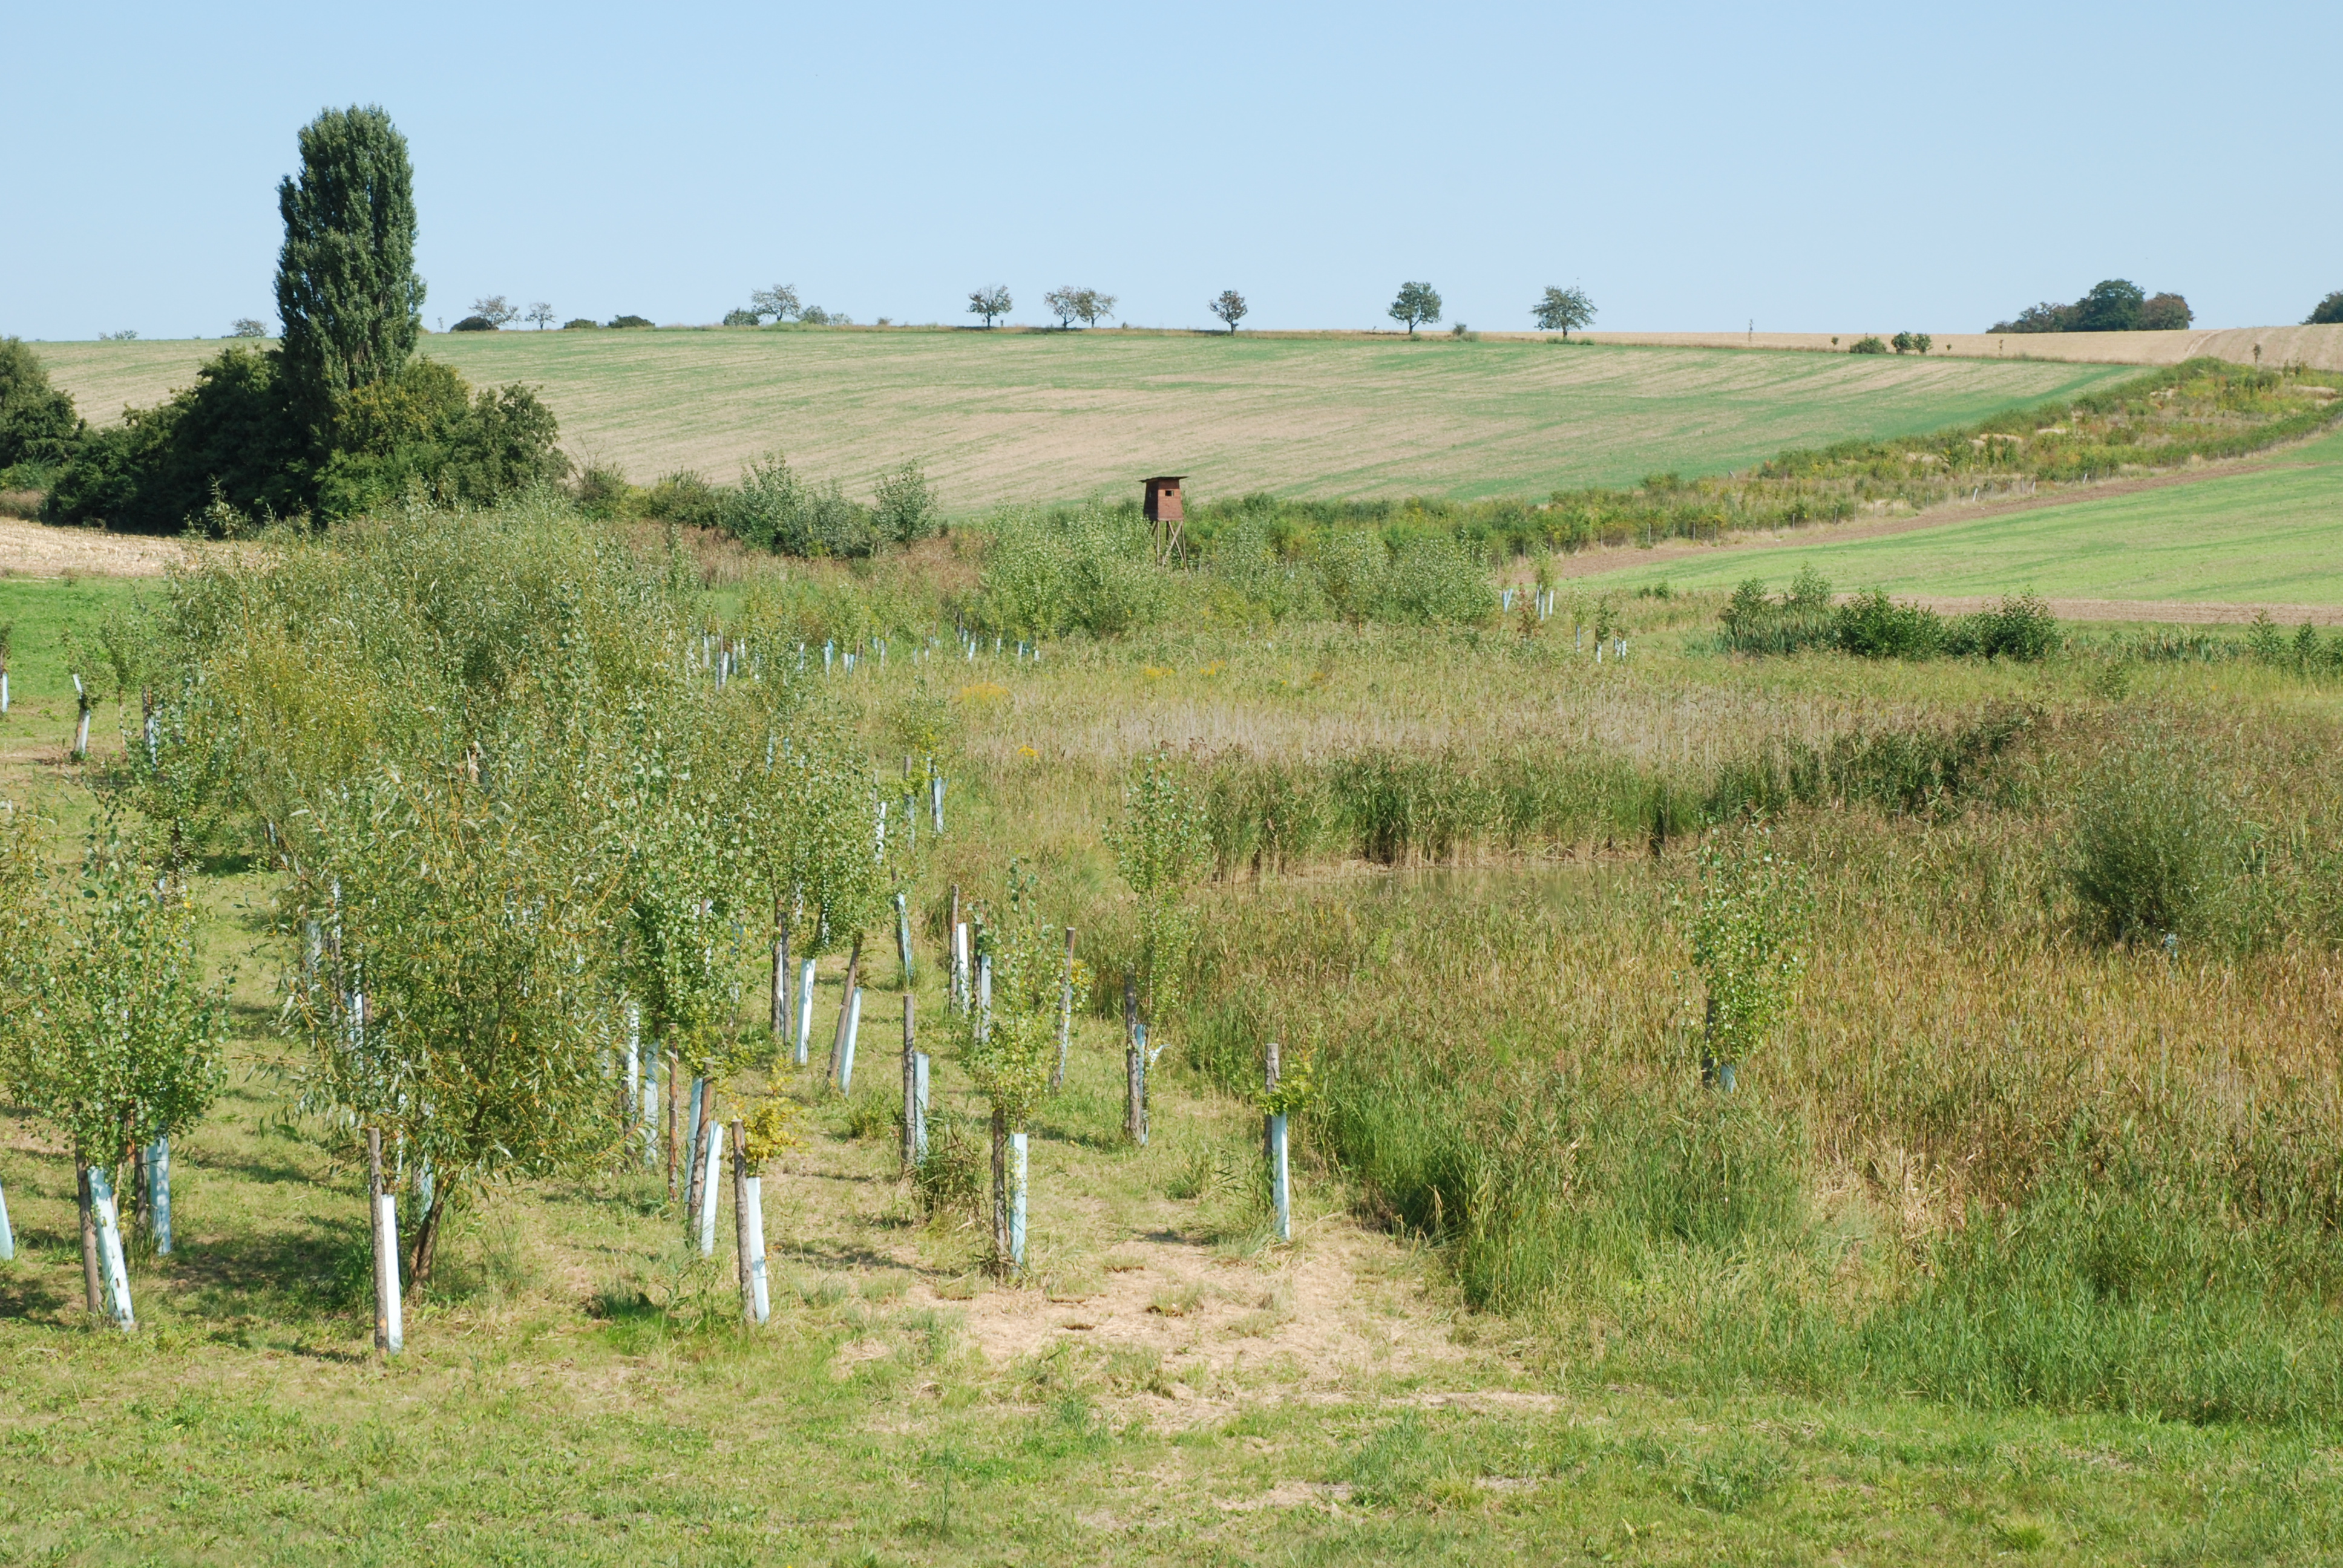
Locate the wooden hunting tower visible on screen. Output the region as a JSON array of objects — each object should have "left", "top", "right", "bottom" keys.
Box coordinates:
[{"left": 1142, "top": 475, "right": 1185, "bottom": 564}]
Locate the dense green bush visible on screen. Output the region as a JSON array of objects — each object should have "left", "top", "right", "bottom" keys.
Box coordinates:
[
  {"left": 1847, "top": 335, "right": 1887, "bottom": 354},
  {"left": 1723, "top": 571, "right": 2055, "bottom": 664},
  {"left": 316, "top": 358, "right": 568, "bottom": 517},
  {"left": 46, "top": 347, "right": 566, "bottom": 531},
  {"left": 870, "top": 460, "right": 942, "bottom": 544},
  {"left": 608, "top": 315, "right": 654, "bottom": 330},
  {"left": 0, "top": 336, "right": 84, "bottom": 481},
  {"left": 2068, "top": 736, "right": 2236, "bottom": 946},
  {"left": 46, "top": 347, "right": 311, "bottom": 531},
  {"left": 970, "top": 504, "right": 1170, "bottom": 638},
  {"left": 450, "top": 315, "right": 497, "bottom": 332},
  {"left": 722, "top": 452, "right": 875, "bottom": 558}
]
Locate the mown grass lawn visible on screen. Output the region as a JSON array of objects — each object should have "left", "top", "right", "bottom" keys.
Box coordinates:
[{"left": 1587, "top": 425, "right": 2343, "bottom": 605}]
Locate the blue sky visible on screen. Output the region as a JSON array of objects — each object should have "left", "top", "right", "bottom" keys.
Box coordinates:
[{"left": 4, "top": 1, "right": 2336, "bottom": 341}]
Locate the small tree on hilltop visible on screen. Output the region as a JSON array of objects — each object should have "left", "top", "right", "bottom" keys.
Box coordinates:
[
  {"left": 968, "top": 286, "right": 1012, "bottom": 328},
  {"left": 1532, "top": 284, "right": 1594, "bottom": 336},
  {"left": 1074, "top": 289, "right": 1116, "bottom": 328},
  {"left": 1389, "top": 281, "right": 1441, "bottom": 337},
  {"left": 229, "top": 318, "right": 269, "bottom": 339},
  {"left": 471, "top": 296, "right": 519, "bottom": 328},
  {"left": 1210, "top": 290, "right": 1248, "bottom": 333},
  {"left": 525, "top": 302, "right": 555, "bottom": 330},
  {"left": 274, "top": 105, "right": 425, "bottom": 434},
  {"left": 1043, "top": 287, "right": 1082, "bottom": 329},
  {"left": 2307, "top": 292, "right": 2343, "bottom": 327},
  {"left": 751, "top": 284, "right": 802, "bottom": 324}
]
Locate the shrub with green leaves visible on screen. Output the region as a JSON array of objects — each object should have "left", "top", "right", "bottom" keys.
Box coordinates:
[
  {"left": 287, "top": 757, "right": 623, "bottom": 1284},
  {"left": 1105, "top": 750, "right": 1211, "bottom": 1031},
  {"left": 1688, "top": 832, "right": 1809, "bottom": 1075},
  {"left": 5, "top": 819, "right": 231, "bottom": 1195},
  {"left": 962, "top": 864, "right": 1064, "bottom": 1269},
  {"left": 2068, "top": 737, "right": 2235, "bottom": 946},
  {"left": 971, "top": 504, "right": 1172, "bottom": 639}
]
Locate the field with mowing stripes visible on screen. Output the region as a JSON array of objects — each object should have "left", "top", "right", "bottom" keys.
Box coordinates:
[
  {"left": 30, "top": 332, "right": 2141, "bottom": 507},
  {"left": 1581, "top": 425, "right": 2343, "bottom": 609}
]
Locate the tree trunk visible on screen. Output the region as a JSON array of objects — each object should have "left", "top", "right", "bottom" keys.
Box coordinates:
[
  {"left": 771, "top": 898, "right": 789, "bottom": 1040},
  {"left": 828, "top": 933, "right": 862, "bottom": 1082},
  {"left": 77, "top": 1158, "right": 101, "bottom": 1315},
  {"left": 411, "top": 1180, "right": 453, "bottom": 1286}
]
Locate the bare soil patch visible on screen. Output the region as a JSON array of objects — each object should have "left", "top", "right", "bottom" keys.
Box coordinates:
[{"left": 0, "top": 518, "right": 209, "bottom": 578}]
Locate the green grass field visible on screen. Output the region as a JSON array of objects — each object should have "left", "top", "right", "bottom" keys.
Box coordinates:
[
  {"left": 1582, "top": 425, "right": 2343, "bottom": 606},
  {"left": 14, "top": 504, "right": 2343, "bottom": 1563},
  {"left": 28, "top": 331, "right": 2141, "bottom": 508}
]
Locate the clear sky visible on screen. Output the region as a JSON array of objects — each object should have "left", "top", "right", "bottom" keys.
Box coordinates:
[{"left": 5, "top": 1, "right": 2337, "bottom": 342}]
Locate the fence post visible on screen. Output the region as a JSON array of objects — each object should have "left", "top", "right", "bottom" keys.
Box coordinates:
[
  {"left": 900, "top": 995, "right": 918, "bottom": 1175},
  {"left": 732, "top": 1120, "right": 768, "bottom": 1324},
  {"left": 976, "top": 956, "right": 992, "bottom": 1042},
  {"left": 1052, "top": 927, "right": 1076, "bottom": 1093}
]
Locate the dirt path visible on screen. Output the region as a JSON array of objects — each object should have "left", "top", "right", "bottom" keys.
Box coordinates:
[{"left": 0, "top": 517, "right": 212, "bottom": 577}]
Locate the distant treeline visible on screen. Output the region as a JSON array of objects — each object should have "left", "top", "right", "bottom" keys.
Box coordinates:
[{"left": 1991, "top": 278, "right": 2191, "bottom": 334}]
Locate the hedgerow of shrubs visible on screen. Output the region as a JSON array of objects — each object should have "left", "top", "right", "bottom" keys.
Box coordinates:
[{"left": 1720, "top": 568, "right": 2056, "bottom": 662}]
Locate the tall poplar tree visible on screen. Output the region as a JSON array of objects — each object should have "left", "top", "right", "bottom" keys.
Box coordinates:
[{"left": 274, "top": 106, "right": 425, "bottom": 436}]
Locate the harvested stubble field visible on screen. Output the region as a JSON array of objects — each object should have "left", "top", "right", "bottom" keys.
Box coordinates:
[
  {"left": 30, "top": 330, "right": 2141, "bottom": 506},
  {"left": 1578, "top": 423, "right": 2343, "bottom": 609},
  {"left": 8, "top": 503, "right": 2343, "bottom": 1564}
]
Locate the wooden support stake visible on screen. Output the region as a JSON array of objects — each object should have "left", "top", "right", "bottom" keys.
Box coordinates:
[
  {"left": 697, "top": 1088, "right": 723, "bottom": 1258},
  {"left": 77, "top": 1160, "right": 100, "bottom": 1314},
  {"left": 1052, "top": 927, "right": 1076, "bottom": 1093},
  {"left": 771, "top": 905, "right": 790, "bottom": 1039},
  {"left": 893, "top": 891, "right": 914, "bottom": 988},
  {"left": 665, "top": 1054, "right": 680, "bottom": 1198},
  {"left": 367, "top": 1129, "right": 391, "bottom": 1354}
]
